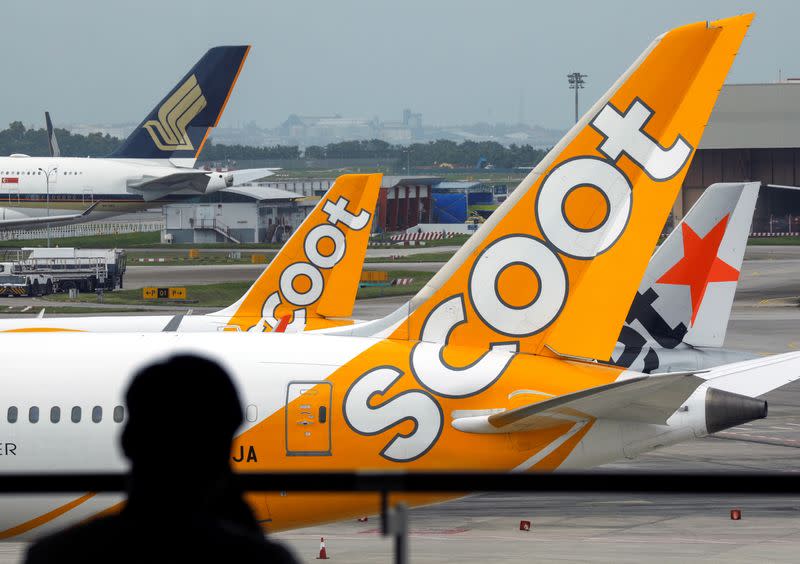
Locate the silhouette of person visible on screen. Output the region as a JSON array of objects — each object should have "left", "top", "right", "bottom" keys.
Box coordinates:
[{"left": 26, "top": 355, "right": 297, "bottom": 564}]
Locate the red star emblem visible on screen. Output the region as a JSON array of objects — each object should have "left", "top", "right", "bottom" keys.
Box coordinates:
[{"left": 656, "top": 214, "right": 740, "bottom": 326}]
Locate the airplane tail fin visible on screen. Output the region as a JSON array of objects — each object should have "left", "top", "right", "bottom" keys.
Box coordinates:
[
  {"left": 376, "top": 15, "right": 752, "bottom": 359},
  {"left": 45, "top": 112, "right": 60, "bottom": 158},
  {"left": 616, "top": 182, "right": 758, "bottom": 359},
  {"left": 109, "top": 46, "right": 250, "bottom": 164},
  {"left": 214, "top": 173, "right": 382, "bottom": 331}
]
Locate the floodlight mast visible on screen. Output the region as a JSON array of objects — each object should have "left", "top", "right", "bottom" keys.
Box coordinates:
[{"left": 567, "top": 72, "right": 587, "bottom": 123}]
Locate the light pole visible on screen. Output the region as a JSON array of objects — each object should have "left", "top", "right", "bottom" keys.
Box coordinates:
[
  {"left": 38, "top": 166, "right": 57, "bottom": 247},
  {"left": 567, "top": 72, "right": 587, "bottom": 123}
]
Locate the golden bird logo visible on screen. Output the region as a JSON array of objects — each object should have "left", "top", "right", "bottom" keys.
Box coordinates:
[{"left": 143, "top": 74, "right": 207, "bottom": 151}]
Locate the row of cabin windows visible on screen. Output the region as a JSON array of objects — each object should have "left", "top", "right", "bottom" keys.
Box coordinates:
[
  {"left": 0, "top": 171, "right": 83, "bottom": 176},
  {"left": 6, "top": 405, "right": 124, "bottom": 424}
]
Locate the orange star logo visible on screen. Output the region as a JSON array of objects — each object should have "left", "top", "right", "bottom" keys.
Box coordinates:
[{"left": 656, "top": 214, "right": 740, "bottom": 326}]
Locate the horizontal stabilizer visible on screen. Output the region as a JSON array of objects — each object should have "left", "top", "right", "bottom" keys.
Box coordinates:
[
  {"left": 699, "top": 351, "right": 800, "bottom": 398},
  {"left": 0, "top": 202, "right": 99, "bottom": 229},
  {"left": 128, "top": 171, "right": 211, "bottom": 200},
  {"left": 226, "top": 168, "right": 278, "bottom": 186},
  {"left": 453, "top": 371, "right": 703, "bottom": 434}
]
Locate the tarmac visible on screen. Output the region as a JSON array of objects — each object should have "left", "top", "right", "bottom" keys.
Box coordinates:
[{"left": 1, "top": 244, "right": 800, "bottom": 562}]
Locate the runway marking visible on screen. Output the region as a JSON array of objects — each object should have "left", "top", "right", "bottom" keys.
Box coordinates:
[
  {"left": 713, "top": 432, "right": 800, "bottom": 449},
  {"left": 358, "top": 527, "right": 470, "bottom": 536},
  {"left": 757, "top": 296, "right": 800, "bottom": 307}
]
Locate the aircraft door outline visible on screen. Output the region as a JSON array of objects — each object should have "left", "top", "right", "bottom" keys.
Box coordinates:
[{"left": 285, "top": 381, "right": 332, "bottom": 456}]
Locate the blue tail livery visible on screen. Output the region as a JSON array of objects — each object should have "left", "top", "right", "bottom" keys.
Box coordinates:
[{"left": 110, "top": 46, "right": 250, "bottom": 162}]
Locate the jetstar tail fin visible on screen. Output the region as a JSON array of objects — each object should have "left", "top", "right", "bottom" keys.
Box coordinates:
[
  {"left": 380, "top": 15, "right": 751, "bottom": 360},
  {"left": 612, "top": 182, "right": 759, "bottom": 369},
  {"left": 213, "top": 173, "right": 381, "bottom": 332}
]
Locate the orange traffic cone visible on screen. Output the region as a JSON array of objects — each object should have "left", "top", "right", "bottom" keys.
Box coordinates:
[{"left": 317, "top": 537, "right": 329, "bottom": 560}]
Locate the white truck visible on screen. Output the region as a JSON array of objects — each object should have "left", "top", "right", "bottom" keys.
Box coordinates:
[{"left": 0, "top": 248, "right": 126, "bottom": 297}]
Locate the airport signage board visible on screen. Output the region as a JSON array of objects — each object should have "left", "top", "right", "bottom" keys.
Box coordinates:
[{"left": 142, "top": 287, "right": 187, "bottom": 300}]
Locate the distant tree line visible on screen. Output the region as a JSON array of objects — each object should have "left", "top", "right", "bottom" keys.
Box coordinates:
[
  {"left": 199, "top": 140, "right": 300, "bottom": 160},
  {"left": 0, "top": 123, "right": 547, "bottom": 169},
  {"left": 0, "top": 121, "right": 120, "bottom": 157},
  {"left": 305, "top": 139, "right": 547, "bottom": 169}
]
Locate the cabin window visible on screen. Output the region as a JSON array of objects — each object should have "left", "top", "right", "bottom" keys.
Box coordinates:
[
  {"left": 113, "top": 405, "right": 125, "bottom": 423},
  {"left": 92, "top": 406, "right": 102, "bottom": 423},
  {"left": 7, "top": 406, "right": 17, "bottom": 423},
  {"left": 71, "top": 406, "right": 81, "bottom": 423},
  {"left": 50, "top": 406, "right": 60, "bottom": 423},
  {"left": 29, "top": 406, "right": 39, "bottom": 423}
]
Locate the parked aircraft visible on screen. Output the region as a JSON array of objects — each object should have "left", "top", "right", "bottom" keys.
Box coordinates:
[
  {"left": 0, "top": 46, "right": 274, "bottom": 229},
  {"left": 0, "top": 178, "right": 757, "bottom": 356},
  {"left": 0, "top": 174, "right": 381, "bottom": 333},
  {"left": 611, "top": 181, "right": 760, "bottom": 372},
  {"left": 3, "top": 14, "right": 791, "bottom": 539}
]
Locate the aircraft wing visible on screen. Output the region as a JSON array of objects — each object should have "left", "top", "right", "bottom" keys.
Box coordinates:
[
  {"left": 128, "top": 171, "right": 211, "bottom": 201},
  {"left": 0, "top": 202, "right": 100, "bottom": 229},
  {"left": 453, "top": 371, "right": 704, "bottom": 433}
]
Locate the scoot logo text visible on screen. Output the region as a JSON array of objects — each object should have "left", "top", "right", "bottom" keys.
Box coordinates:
[
  {"left": 253, "top": 196, "right": 371, "bottom": 332},
  {"left": 344, "top": 98, "right": 694, "bottom": 461}
]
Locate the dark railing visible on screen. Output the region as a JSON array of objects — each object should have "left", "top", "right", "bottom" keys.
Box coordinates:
[
  {"left": 4, "top": 472, "right": 799, "bottom": 564},
  {"left": 3, "top": 471, "right": 800, "bottom": 494}
]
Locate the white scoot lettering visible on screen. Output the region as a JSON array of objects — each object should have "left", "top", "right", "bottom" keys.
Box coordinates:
[
  {"left": 344, "top": 97, "right": 695, "bottom": 462},
  {"left": 411, "top": 296, "right": 517, "bottom": 398},
  {"left": 257, "top": 195, "right": 371, "bottom": 330},
  {"left": 592, "top": 98, "right": 692, "bottom": 181},
  {"left": 323, "top": 196, "right": 371, "bottom": 230},
  {"left": 343, "top": 367, "right": 443, "bottom": 462}
]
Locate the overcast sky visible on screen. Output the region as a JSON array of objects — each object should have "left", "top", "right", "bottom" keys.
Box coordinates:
[{"left": 1, "top": 1, "right": 797, "bottom": 132}]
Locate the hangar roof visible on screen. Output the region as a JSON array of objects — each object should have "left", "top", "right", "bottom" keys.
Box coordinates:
[
  {"left": 381, "top": 176, "right": 443, "bottom": 188},
  {"left": 222, "top": 185, "right": 301, "bottom": 201},
  {"left": 700, "top": 83, "right": 800, "bottom": 150},
  {"left": 435, "top": 181, "right": 485, "bottom": 190}
]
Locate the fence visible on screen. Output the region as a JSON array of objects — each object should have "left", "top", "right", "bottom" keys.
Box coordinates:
[
  {"left": 0, "top": 221, "right": 163, "bottom": 241},
  {"left": 2, "top": 471, "right": 797, "bottom": 564}
]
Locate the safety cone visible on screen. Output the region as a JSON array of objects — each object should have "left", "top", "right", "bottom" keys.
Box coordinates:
[{"left": 317, "top": 537, "right": 329, "bottom": 560}]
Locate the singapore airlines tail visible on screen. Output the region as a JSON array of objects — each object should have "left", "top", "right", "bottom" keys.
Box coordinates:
[
  {"left": 613, "top": 182, "right": 759, "bottom": 370},
  {"left": 213, "top": 173, "right": 382, "bottom": 332},
  {"left": 376, "top": 15, "right": 753, "bottom": 361},
  {"left": 108, "top": 46, "right": 250, "bottom": 164}
]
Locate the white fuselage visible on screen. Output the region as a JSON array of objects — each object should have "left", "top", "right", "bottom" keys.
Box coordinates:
[
  {"left": 0, "top": 313, "right": 242, "bottom": 333},
  {"left": 0, "top": 330, "right": 710, "bottom": 539},
  {"left": 0, "top": 331, "right": 372, "bottom": 538},
  {"left": 0, "top": 156, "right": 227, "bottom": 222}
]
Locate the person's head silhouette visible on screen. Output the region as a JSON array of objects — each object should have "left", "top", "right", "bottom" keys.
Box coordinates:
[
  {"left": 25, "top": 355, "right": 299, "bottom": 563},
  {"left": 122, "top": 355, "right": 243, "bottom": 495}
]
